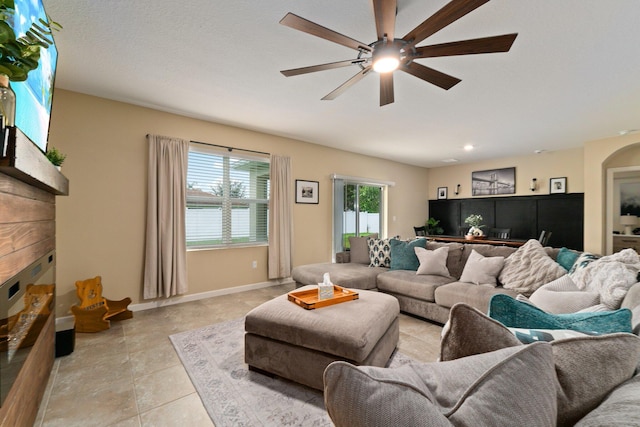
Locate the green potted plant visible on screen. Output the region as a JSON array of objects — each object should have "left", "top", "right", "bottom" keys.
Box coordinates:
[
  {"left": 45, "top": 146, "right": 65, "bottom": 170},
  {"left": 425, "top": 217, "right": 444, "bottom": 235}
]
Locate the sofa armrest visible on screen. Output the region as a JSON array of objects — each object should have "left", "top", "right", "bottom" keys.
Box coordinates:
[{"left": 336, "top": 252, "right": 351, "bottom": 263}]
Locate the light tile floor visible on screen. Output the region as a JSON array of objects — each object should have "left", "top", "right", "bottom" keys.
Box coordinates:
[{"left": 34, "top": 284, "right": 443, "bottom": 427}]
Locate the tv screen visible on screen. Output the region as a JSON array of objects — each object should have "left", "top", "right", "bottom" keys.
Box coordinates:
[{"left": 10, "top": 0, "right": 58, "bottom": 153}]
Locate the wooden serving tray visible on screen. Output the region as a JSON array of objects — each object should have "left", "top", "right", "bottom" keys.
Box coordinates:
[{"left": 288, "top": 285, "right": 359, "bottom": 310}]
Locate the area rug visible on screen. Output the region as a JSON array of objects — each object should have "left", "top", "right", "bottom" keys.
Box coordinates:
[{"left": 169, "top": 317, "right": 414, "bottom": 426}]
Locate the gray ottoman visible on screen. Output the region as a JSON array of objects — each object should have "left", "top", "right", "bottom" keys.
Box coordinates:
[{"left": 244, "top": 286, "right": 400, "bottom": 390}]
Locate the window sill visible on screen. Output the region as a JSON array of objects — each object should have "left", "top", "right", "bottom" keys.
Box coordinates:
[{"left": 187, "top": 243, "right": 269, "bottom": 252}]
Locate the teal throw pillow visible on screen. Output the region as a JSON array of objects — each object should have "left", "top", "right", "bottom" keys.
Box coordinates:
[
  {"left": 488, "top": 294, "right": 632, "bottom": 334},
  {"left": 556, "top": 247, "right": 580, "bottom": 271},
  {"left": 389, "top": 238, "right": 427, "bottom": 271}
]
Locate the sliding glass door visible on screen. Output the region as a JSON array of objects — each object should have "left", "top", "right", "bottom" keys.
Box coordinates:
[{"left": 333, "top": 178, "right": 384, "bottom": 255}]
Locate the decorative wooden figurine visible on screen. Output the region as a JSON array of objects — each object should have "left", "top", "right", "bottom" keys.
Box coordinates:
[{"left": 71, "top": 276, "right": 132, "bottom": 332}]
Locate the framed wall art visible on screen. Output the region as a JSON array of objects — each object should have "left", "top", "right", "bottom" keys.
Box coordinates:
[
  {"left": 437, "top": 187, "right": 448, "bottom": 200},
  {"left": 295, "top": 180, "right": 319, "bottom": 204},
  {"left": 550, "top": 177, "right": 567, "bottom": 194},
  {"left": 471, "top": 167, "right": 515, "bottom": 196}
]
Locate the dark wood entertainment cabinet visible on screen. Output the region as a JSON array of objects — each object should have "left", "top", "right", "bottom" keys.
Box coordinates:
[
  {"left": 429, "top": 193, "right": 584, "bottom": 251},
  {"left": 0, "top": 128, "right": 68, "bottom": 426}
]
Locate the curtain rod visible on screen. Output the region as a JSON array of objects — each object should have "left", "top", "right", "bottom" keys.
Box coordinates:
[{"left": 190, "top": 140, "right": 270, "bottom": 156}]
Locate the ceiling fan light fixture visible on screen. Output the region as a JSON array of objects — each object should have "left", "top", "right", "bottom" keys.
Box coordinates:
[{"left": 372, "top": 44, "right": 401, "bottom": 73}]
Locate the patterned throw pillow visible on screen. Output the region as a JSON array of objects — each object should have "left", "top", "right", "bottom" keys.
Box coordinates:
[
  {"left": 368, "top": 236, "right": 398, "bottom": 268},
  {"left": 568, "top": 252, "right": 601, "bottom": 275}
]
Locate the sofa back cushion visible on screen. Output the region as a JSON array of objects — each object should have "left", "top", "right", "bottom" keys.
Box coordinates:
[
  {"left": 348, "top": 234, "right": 378, "bottom": 264},
  {"left": 426, "top": 242, "right": 465, "bottom": 279}
]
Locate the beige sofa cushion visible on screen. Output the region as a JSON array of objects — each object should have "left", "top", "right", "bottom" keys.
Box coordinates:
[
  {"left": 459, "top": 249, "right": 505, "bottom": 286},
  {"left": 415, "top": 246, "right": 450, "bottom": 276},
  {"left": 426, "top": 242, "right": 465, "bottom": 279},
  {"left": 434, "top": 281, "right": 518, "bottom": 312},
  {"left": 349, "top": 234, "right": 378, "bottom": 264},
  {"left": 377, "top": 270, "right": 452, "bottom": 302},
  {"left": 291, "top": 262, "right": 384, "bottom": 290}
]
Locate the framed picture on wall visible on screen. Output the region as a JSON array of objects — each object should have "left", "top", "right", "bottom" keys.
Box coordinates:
[
  {"left": 437, "top": 187, "right": 448, "bottom": 200},
  {"left": 471, "top": 167, "right": 515, "bottom": 196},
  {"left": 296, "top": 180, "right": 319, "bottom": 204},
  {"left": 550, "top": 177, "right": 567, "bottom": 194}
]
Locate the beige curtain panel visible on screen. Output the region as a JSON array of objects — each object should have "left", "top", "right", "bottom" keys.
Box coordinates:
[
  {"left": 143, "top": 134, "right": 189, "bottom": 299},
  {"left": 268, "top": 155, "right": 293, "bottom": 279}
]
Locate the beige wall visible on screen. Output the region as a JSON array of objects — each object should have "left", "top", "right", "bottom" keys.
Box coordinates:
[
  {"left": 584, "top": 135, "right": 640, "bottom": 253},
  {"left": 49, "top": 90, "right": 429, "bottom": 316},
  {"left": 426, "top": 148, "right": 584, "bottom": 199},
  {"left": 47, "top": 89, "right": 637, "bottom": 316}
]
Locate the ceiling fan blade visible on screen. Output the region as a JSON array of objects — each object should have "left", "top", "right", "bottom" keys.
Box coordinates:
[
  {"left": 402, "top": 0, "right": 489, "bottom": 47},
  {"left": 401, "top": 62, "right": 461, "bottom": 90},
  {"left": 414, "top": 34, "right": 517, "bottom": 58},
  {"left": 280, "top": 13, "right": 372, "bottom": 52},
  {"left": 281, "top": 59, "right": 368, "bottom": 77},
  {"left": 373, "top": 0, "right": 397, "bottom": 40},
  {"left": 322, "top": 66, "right": 373, "bottom": 100},
  {"left": 380, "top": 72, "right": 394, "bottom": 106}
]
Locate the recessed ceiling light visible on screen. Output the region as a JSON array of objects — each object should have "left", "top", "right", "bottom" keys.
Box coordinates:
[
  {"left": 441, "top": 158, "right": 459, "bottom": 163},
  {"left": 463, "top": 144, "right": 474, "bottom": 151}
]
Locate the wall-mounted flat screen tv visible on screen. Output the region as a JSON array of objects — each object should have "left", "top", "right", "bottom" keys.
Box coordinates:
[{"left": 9, "top": 0, "right": 58, "bottom": 153}]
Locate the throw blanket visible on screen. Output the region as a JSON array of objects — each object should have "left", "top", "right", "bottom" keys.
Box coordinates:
[{"left": 570, "top": 249, "right": 640, "bottom": 309}]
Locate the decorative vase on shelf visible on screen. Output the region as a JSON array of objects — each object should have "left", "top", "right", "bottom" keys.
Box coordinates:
[{"left": 0, "top": 74, "right": 16, "bottom": 129}]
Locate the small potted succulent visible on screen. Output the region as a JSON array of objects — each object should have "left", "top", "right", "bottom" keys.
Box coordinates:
[
  {"left": 45, "top": 146, "right": 65, "bottom": 170},
  {"left": 464, "top": 214, "right": 485, "bottom": 239}
]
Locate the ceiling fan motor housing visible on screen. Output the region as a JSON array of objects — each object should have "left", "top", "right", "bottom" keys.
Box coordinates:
[{"left": 371, "top": 39, "right": 411, "bottom": 72}]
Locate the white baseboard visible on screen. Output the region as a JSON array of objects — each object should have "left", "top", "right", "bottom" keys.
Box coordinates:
[
  {"left": 55, "top": 278, "right": 294, "bottom": 323},
  {"left": 130, "top": 277, "right": 294, "bottom": 312}
]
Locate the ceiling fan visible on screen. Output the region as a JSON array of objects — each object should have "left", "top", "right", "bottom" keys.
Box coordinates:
[{"left": 280, "top": 0, "right": 518, "bottom": 106}]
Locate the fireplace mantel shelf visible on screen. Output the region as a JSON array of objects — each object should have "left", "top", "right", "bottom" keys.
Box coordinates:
[{"left": 0, "top": 128, "right": 69, "bottom": 196}]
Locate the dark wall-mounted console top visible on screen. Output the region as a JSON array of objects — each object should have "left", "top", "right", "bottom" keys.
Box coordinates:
[{"left": 429, "top": 193, "right": 584, "bottom": 251}]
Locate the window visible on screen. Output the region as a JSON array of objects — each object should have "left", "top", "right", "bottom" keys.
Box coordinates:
[{"left": 186, "top": 144, "right": 270, "bottom": 248}]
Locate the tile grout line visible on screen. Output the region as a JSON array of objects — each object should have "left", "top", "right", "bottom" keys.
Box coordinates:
[{"left": 35, "top": 358, "right": 60, "bottom": 427}]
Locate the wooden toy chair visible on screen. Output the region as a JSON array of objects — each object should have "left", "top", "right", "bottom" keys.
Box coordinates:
[{"left": 71, "top": 276, "right": 132, "bottom": 332}]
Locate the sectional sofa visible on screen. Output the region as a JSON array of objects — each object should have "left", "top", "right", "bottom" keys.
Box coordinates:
[
  {"left": 292, "top": 236, "right": 640, "bottom": 426},
  {"left": 292, "top": 237, "right": 569, "bottom": 324}
]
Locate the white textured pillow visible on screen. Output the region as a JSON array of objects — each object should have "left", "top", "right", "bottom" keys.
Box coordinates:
[
  {"left": 528, "top": 275, "right": 601, "bottom": 314},
  {"left": 459, "top": 250, "right": 505, "bottom": 286},
  {"left": 415, "top": 246, "right": 450, "bottom": 276},
  {"left": 499, "top": 239, "right": 567, "bottom": 295}
]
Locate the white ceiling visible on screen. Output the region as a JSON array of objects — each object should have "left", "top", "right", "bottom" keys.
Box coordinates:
[{"left": 43, "top": 0, "right": 640, "bottom": 168}]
